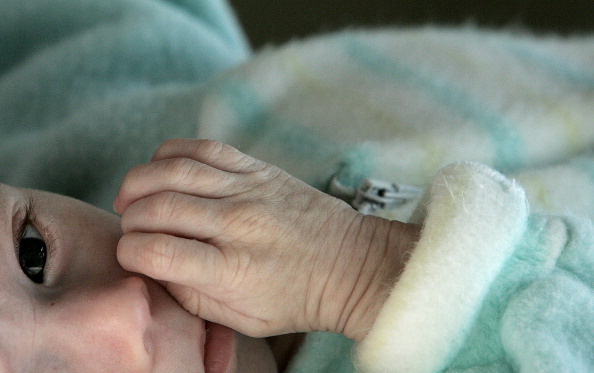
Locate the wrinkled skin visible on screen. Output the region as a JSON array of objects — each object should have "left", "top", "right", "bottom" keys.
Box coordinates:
[{"left": 115, "top": 139, "right": 419, "bottom": 342}]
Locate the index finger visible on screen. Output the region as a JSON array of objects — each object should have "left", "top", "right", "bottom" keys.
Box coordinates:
[
  {"left": 113, "top": 157, "right": 240, "bottom": 215},
  {"left": 117, "top": 232, "right": 226, "bottom": 289},
  {"left": 153, "top": 139, "right": 266, "bottom": 174}
]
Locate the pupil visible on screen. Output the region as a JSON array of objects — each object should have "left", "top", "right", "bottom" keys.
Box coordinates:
[{"left": 19, "top": 237, "right": 46, "bottom": 284}]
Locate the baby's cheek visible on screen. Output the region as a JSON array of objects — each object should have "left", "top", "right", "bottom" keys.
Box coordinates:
[
  {"left": 42, "top": 279, "right": 153, "bottom": 372},
  {"left": 40, "top": 335, "right": 150, "bottom": 373}
]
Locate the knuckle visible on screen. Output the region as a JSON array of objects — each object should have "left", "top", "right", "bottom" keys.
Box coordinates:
[
  {"left": 164, "top": 158, "right": 199, "bottom": 187},
  {"left": 224, "top": 199, "right": 248, "bottom": 216},
  {"left": 198, "top": 140, "right": 264, "bottom": 172},
  {"left": 117, "top": 233, "right": 175, "bottom": 277},
  {"left": 144, "top": 234, "right": 177, "bottom": 276},
  {"left": 253, "top": 164, "right": 284, "bottom": 184},
  {"left": 234, "top": 154, "right": 265, "bottom": 173},
  {"left": 145, "top": 191, "right": 182, "bottom": 223},
  {"left": 196, "top": 139, "right": 226, "bottom": 157},
  {"left": 224, "top": 201, "right": 260, "bottom": 229}
]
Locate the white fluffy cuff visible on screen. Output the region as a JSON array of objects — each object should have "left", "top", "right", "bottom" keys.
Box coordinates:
[{"left": 356, "top": 162, "right": 529, "bottom": 373}]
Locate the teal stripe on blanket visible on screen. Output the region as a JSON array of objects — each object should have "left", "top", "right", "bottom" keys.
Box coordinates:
[
  {"left": 332, "top": 144, "right": 378, "bottom": 190},
  {"left": 212, "top": 78, "right": 377, "bottom": 189},
  {"left": 212, "top": 78, "right": 268, "bottom": 142},
  {"left": 446, "top": 214, "right": 567, "bottom": 371},
  {"left": 213, "top": 78, "right": 338, "bottom": 160},
  {"left": 493, "top": 38, "right": 594, "bottom": 89},
  {"left": 343, "top": 37, "right": 525, "bottom": 172}
]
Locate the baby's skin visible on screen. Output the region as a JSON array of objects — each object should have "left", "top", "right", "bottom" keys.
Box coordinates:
[{"left": 114, "top": 139, "right": 420, "bottom": 342}]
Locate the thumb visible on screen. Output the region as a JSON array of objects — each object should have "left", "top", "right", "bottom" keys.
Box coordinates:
[
  {"left": 164, "top": 283, "right": 231, "bottom": 324},
  {"left": 165, "top": 282, "right": 272, "bottom": 337},
  {"left": 117, "top": 232, "right": 225, "bottom": 289}
]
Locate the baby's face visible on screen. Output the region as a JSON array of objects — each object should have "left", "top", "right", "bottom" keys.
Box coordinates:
[{"left": 0, "top": 184, "right": 276, "bottom": 372}]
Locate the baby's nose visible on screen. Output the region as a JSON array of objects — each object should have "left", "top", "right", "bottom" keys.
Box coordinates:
[{"left": 48, "top": 276, "right": 153, "bottom": 371}]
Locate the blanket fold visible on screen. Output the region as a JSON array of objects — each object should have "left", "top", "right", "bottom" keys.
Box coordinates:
[{"left": 0, "top": 0, "right": 249, "bottom": 209}]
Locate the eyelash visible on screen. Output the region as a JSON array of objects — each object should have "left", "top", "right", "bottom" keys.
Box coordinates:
[
  {"left": 14, "top": 198, "right": 56, "bottom": 284},
  {"left": 14, "top": 201, "right": 33, "bottom": 247}
]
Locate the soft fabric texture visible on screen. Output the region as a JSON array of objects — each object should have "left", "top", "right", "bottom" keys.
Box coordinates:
[
  {"left": 196, "top": 27, "right": 594, "bottom": 372},
  {"left": 0, "top": 0, "right": 249, "bottom": 209},
  {"left": 283, "top": 163, "right": 594, "bottom": 373},
  {"left": 197, "top": 27, "right": 594, "bottom": 221},
  {"left": 357, "top": 163, "right": 594, "bottom": 372},
  {"left": 2, "top": 1, "right": 593, "bottom": 372},
  {"left": 358, "top": 162, "right": 529, "bottom": 372}
]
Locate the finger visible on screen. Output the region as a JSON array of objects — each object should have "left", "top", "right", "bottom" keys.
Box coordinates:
[
  {"left": 152, "top": 139, "right": 266, "bottom": 174},
  {"left": 120, "top": 191, "right": 225, "bottom": 239},
  {"left": 114, "top": 157, "right": 241, "bottom": 215},
  {"left": 165, "top": 283, "right": 272, "bottom": 338},
  {"left": 117, "top": 232, "right": 226, "bottom": 289}
]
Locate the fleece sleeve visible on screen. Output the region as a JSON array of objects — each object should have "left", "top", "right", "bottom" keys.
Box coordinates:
[{"left": 356, "top": 162, "right": 594, "bottom": 373}]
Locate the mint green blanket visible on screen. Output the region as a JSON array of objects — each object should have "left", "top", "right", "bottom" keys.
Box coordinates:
[
  {"left": 0, "top": 0, "right": 249, "bottom": 209},
  {"left": 2, "top": 1, "right": 593, "bottom": 372}
]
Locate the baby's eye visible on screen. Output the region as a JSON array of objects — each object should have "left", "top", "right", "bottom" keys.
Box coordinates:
[{"left": 18, "top": 224, "right": 47, "bottom": 284}]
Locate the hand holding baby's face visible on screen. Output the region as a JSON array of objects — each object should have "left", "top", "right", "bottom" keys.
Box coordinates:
[{"left": 114, "top": 139, "right": 416, "bottom": 340}]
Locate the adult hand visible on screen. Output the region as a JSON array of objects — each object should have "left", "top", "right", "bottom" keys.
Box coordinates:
[{"left": 114, "top": 139, "right": 418, "bottom": 340}]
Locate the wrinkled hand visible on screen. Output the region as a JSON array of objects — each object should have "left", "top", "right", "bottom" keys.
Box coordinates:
[{"left": 114, "top": 139, "right": 416, "bottom": 340}]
